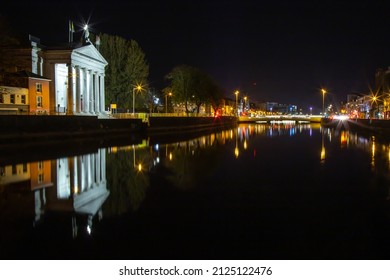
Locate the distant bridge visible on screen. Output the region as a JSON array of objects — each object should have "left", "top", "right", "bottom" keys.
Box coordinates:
[{"left": 238, "top": 115, "right": 323, "bottom": 123}]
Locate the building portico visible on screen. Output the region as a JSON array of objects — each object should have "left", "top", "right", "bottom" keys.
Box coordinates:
[{"left": 42, "top": 44, "right": 108, "bottom": 116}]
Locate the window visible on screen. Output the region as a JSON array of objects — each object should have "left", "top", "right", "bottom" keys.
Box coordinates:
[
  {"left": 12, "top": 165, "right": 17, "bottom": 175},
  {"left": 23, "top": 163, "right": 28, "bottom": 173},
  {"left": 0, "top": 94, "right": 3, "bottom": 103},
  {"left": 38, "top": 173, "right": 44, "bottom": 183},
  {"left": 10, "top": 94, "right": 15, "bottom": 104},
  {"left": 36, "top": 83, "right": 42, "bottom": 93},
  {"left": 38, "top": 161, "right": 43, "bottom": 170},
  {"left": 21, "top": 95, "right": 26, "bottom": 104},
  {"left": 0, "top": 166, "right": 5, "bottom": 176},
  {"left": 37, "top": 96, "right": 42, "bottom": 107}
]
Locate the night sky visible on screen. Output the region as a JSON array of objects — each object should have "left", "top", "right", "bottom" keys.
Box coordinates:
[{"left": 3, "top": 0, "right": 390, "bottom": 112}]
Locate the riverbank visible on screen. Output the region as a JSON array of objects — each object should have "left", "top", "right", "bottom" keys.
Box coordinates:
[
  {"left": 321, "top": 117, "right": 390, "bottom": 137},
  {"left": 0, "top": 115, "right": 147, "bottom": 145},
  {"left": 147, "top": 116, "right": 237, "bottom": 134},
  {"left": 0, "top": 115, "right": 237, "bottom": 144}
]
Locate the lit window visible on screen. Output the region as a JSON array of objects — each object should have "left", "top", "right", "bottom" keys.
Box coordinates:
[
  {"left": 37, "top": 96, "right": 42, "bottom": 107},
  {"left": 38, "top": 161, "right": 43, "bottom": 170},
  {"left": 21, "top": 95, "right": 26, "bottom": 104},
  {"left": 10, "top": 94, "right": 15, "bottom": 104},
  {"left": 36, "top": 83, "right": 42, "bottom": 93}
]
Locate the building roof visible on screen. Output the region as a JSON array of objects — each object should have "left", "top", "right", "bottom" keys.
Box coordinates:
[{"left": 10, "top": 70, "right": 51, "bottom": 81}]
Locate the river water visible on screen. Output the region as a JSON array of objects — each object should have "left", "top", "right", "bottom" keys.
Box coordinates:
[{"left": 1, "top": 122, "right": 390, "bottom": 259}]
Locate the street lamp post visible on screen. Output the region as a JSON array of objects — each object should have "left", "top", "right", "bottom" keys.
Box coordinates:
[
  {"left": 133, "top": 85, "right": 142, "bottom": 116},
  {"left": 165, "top": 92, "right": 172, "bottom": 114},
  {"left": 244, "top": 96, "right": 247, "bottom": 114},
  {"left": 234, "top": 90, "right": 239, "bottom": 117},
  {"left": 321, "top": 89, "right": 327, "bottom": 116}
]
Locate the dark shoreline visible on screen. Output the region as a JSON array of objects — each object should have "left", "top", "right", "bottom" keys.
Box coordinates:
[
  {"left": 0, "top": 115, "right": 237, "bottom": 164},
  {"left": 321, "top": 118, "right": 390, "bottom": 138},
  {"left": 0, "top": 115, "right": 237, "bottom": 142}
]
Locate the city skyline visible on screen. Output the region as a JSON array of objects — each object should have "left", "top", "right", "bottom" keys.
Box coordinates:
[{"left": 3, "top": 0, "right": 390, "bottom": 112}]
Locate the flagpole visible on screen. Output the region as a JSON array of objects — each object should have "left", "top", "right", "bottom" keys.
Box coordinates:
[
  {"left": 69, "top": 20, "right": 71, "bottom": 43},
  {"left": 68, "top": 20, "right": 74, "bottom": 43}
]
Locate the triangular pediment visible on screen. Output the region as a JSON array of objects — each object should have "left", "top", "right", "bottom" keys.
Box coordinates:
[{"left": 72, "top": 44, "right": 108, "bottom": 66}]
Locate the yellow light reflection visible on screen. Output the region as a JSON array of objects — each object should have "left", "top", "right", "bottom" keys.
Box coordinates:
[
  {"left": 341, "top": 131, "right": 346, "bottom": 145},
  {"left": 169, "top": 152, "right": 173, "bottom": 161},
  {"left": 235, "top": 147, "right": 239, "bottom": 158},
  {"left": 388, "top": 146, "right": 390, "bottom": 169},
  {"left": 138, "top": 163, "right": 142, "bottom": 172},
  {"left": 371, "top": 140, "right": 376, "bottom": 167},
  {"left": 244, "top": 140, "right": 247, "bottom": 150},
  {"left": 321, "top": 131, "right": 325, "bottom": 163},
  {"left": 321, "top": 147, "right": 326, "bottom": 162}
]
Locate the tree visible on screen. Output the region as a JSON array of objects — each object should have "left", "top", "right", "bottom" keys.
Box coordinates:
[
  {"left": 98, "top": 34, "right": 149, "bottom": 111},
  {"left": 164, "top": 65, "right": 223, "bottom": 115},
  {"left": 0, "top": 14, "right": 20, "bottom": 74}
]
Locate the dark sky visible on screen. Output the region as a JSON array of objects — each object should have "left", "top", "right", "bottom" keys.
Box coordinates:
[{"left": 3, "top": 0, "right": 390, "bottom": 112}]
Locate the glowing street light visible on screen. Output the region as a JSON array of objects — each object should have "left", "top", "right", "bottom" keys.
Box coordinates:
[
  {"left": 234, "top": 90, "right": 239, "bottom": 117},
  {"left": 321, "top": 89, "right": 327, "bottom": 116},
  {"left": 165, "top": 92, "right": 172, "bottom": 114},
  {"left": 133, "top": 84, "right": 143, "bottom": 115}
]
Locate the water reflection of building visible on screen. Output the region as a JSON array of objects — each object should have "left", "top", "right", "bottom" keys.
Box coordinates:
[
  {"left": 0, "top": 148, "right": 108, "bottom": 237},
  {"left": 0, "top": 160, "right": 53, "bottom": 224},
  {"left": 49, "top": 148, "right": 108, "bottom": 213}
]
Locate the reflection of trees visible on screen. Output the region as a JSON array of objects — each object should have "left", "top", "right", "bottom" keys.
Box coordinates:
[
  {"left": 164, "top": 140, "right": 224, "bottom": 190},
  {"left": 104, "top": 149, "right": 150, "bottom": 216}
]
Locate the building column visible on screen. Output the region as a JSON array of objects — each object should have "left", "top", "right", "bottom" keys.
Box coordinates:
[
  {"left": 75, "top": 66, "right": 81, "bottom": 113},
  {"left": 101, "top": 148, "right": 106, "bottom": 183},
  {"left": 83, "top": 68, "right": 89, "bottom": 113},
  {"left": 91, "top": 153, "right": 96, "bottom": 186},
  {"left": 96, "top": 149, "right": 101, "bottom": 185},
  {"left": 50, "top": 63, "right": 57, "bottom": 113},
  {"left": 77, "top": 156, "right": 82, "bottom": 193},
  {"left": 86, "top": 154, "right": 91, "bottom": 191},
  {"left": 100, "top": 74, "right": 105, "bottom": 112},
  {"left": 94, "top": 72, "right": 100, "bottom": 114},
  {"left": 67, "top": 64, "right": 74, "bottom": 115},
  {"left": 89, "top": 70, "right": 95, "bottom": 114}
]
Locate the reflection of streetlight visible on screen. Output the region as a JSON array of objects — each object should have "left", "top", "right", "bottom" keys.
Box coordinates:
[
  {"left": 321, "top": 89, "right": 327, "bottom": 116},
  {"left": 234, "top": 128, "right": 239, "bottom": 158},
  {"left": 165, "top": 92, "right": 172, "bottom": 114},
  {"left": 234, "top": 90, "right": 239, "bottom": 117},
  {"left": 321, "top": 129, "right": 326, "bottom": 163},
  {"left": 133, "top": 144, "right": 136, "bottom": 167},
  {"left": 133, "top": 84, "right": 143, "bottom": 115}
]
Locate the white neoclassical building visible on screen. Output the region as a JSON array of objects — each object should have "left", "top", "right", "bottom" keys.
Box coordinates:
[
  {"left": 3, "top": 35, "right": 108, "bottom": 116},
  {"left": 41, "top": 43, "right": 108, "bottom": 115}
]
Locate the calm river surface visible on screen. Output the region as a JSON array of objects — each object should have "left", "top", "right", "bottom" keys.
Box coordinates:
[{"left": 1, "top": 122, "right": 390, "bottom": 259}]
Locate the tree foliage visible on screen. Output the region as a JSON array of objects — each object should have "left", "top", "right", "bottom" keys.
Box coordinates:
[
  {"left": 99, "top": 34, "right": 149, "bottom": 110},
  {"left": 164, "top": 65, "right": 223, "bottom": 115},
  {"left": 0, "top": 14, "right": 20, "bottom": 74}
]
